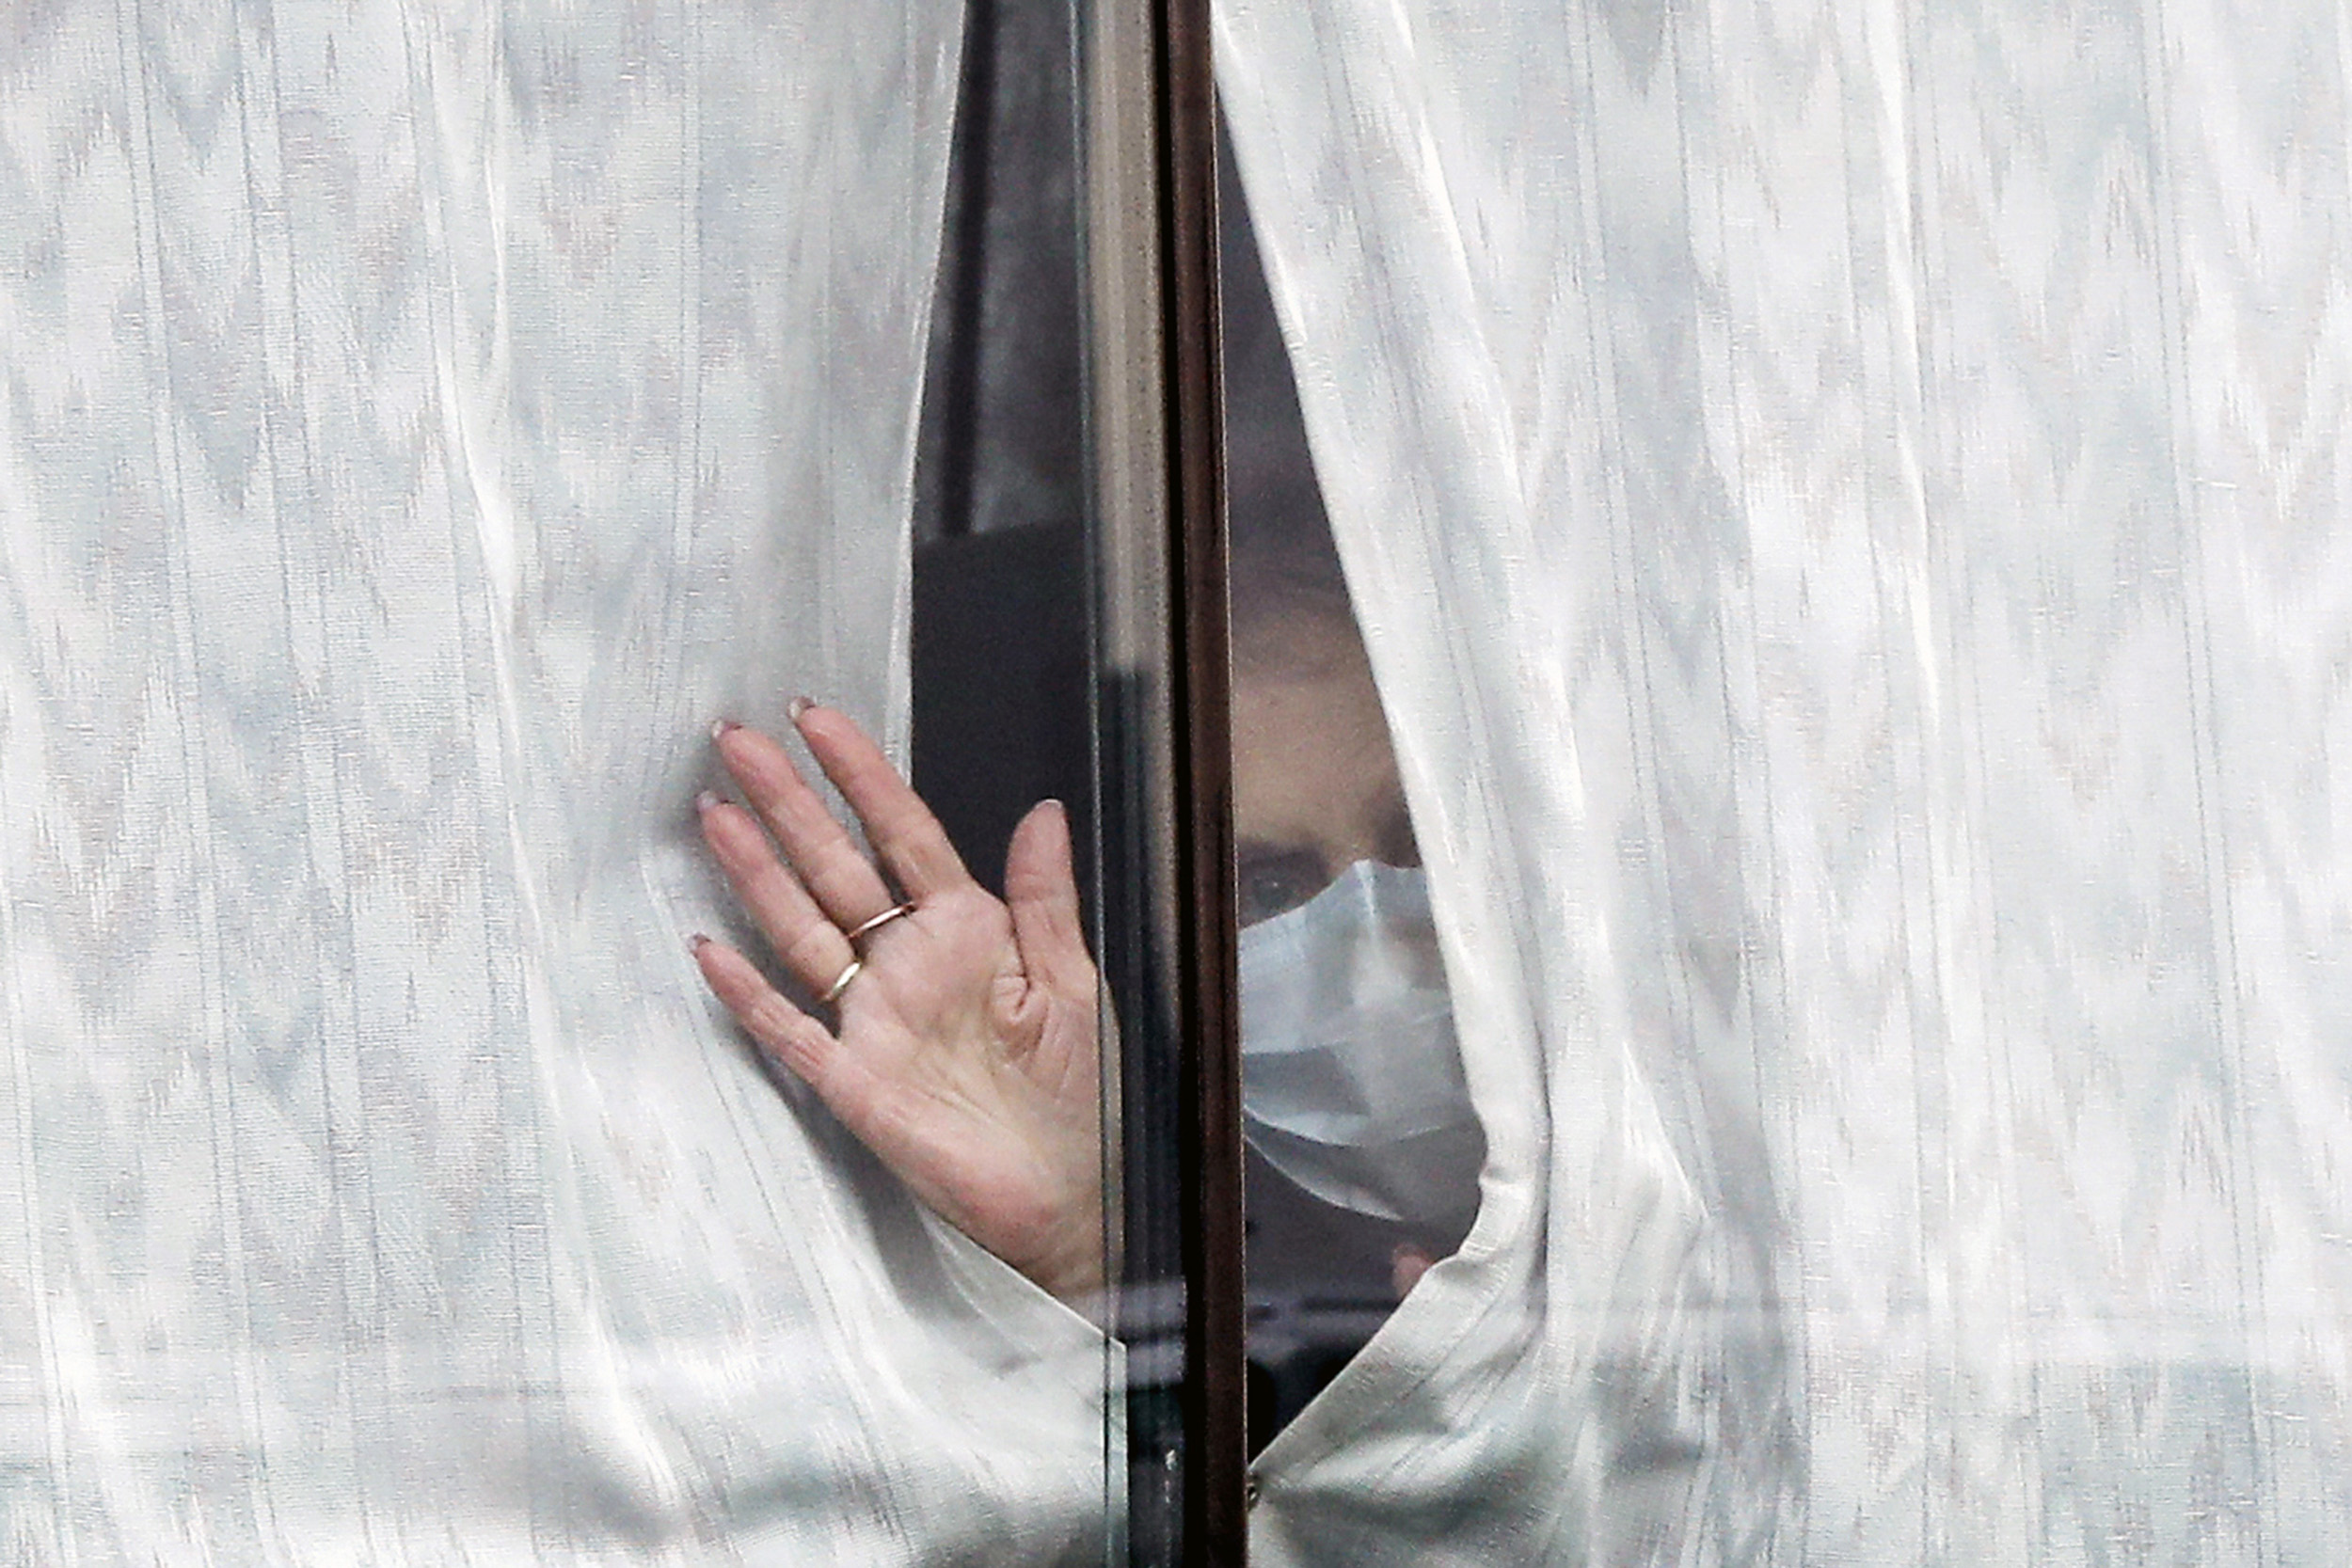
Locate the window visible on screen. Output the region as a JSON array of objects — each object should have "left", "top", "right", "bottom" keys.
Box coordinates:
[{"left": 9, "top": 2, "right": 2352, "bottom": 1562}]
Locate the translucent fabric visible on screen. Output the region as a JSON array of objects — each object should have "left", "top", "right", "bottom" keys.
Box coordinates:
[
  {"left": 1218, "top": 0, "right": 2352, "bottom": 1560},
  {"left": 0, "top": 6, "right": 1107, "bottom": 1560}
]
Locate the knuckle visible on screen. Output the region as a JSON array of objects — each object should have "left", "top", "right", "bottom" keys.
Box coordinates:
[
  {"left": 709, "top": 810, "right": 768, "bottom": 865},
  {"left": 809, "top": 849, "right": 879, "bottom": 905},
  {"left": 782, "top": 795, "right": 836, "bottom": 843},
  {"left": 784, "top": 925, "right": 838, "bottom": 977},
  {"left": 750, "top": 990, "right": 806, "bottom": 1044}
]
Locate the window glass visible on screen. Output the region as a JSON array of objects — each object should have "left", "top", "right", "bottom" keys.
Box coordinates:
[{"left": 1221, "top": 145, "right": 1487, "bottom": 1454}]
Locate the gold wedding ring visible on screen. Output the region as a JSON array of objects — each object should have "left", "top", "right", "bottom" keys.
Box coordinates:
[
  {"left": 842, "top": 901, "right": 917, "bottom": 946},
  {"left": 821, "top": 904, "right": 912, "bottom": 1005},
  {"left": 818, "top": 958, "right": 864, "bottom": 1006}
]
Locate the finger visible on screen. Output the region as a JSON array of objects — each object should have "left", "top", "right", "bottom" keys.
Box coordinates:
[
  {"left": 691, "top": 934, "right": 842, "bottom": 1088},
  {"left": 712, "top": 720, "right": 897, "bottom": 927},
  {"left": 791, "top": 701, "right": 975, "bottom": 902},
  {"left": 1391, "top": 1243, "right": 1436, "bottom": 1301},
  {"left": 697, "top": 792, "right": 858, "bottom": 996},
  {"left": 693, "top": 934, "right": 894, "bottom": 1163},
  {"left": 1005, "top": 800, "right": 1089, "bottom": 992}
]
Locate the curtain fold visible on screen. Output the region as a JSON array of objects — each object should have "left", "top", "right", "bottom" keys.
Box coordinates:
[
  {"left": 0, "top": 5, "right": 1107, "bottom": 1560},
  {"left": 1219, "top": 0, "right": 2352, "bottom": 1560}
]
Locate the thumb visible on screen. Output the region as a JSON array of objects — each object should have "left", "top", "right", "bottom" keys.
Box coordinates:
[{"left": 1005, "top": 800, "right": 1089, "bottom": 992}]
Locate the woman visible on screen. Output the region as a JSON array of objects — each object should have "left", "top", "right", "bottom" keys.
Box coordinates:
[{"left": 688, "top": 546, "right": 1480, "bottom": 1316}]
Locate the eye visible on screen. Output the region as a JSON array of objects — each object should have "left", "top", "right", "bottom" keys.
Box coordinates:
[{"left": 1235, "top": 846, "right": 1330, "bottom": 927}]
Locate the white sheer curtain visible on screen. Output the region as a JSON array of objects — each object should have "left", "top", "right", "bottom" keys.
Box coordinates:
[
  {"left": 1220, "top": 0, "right": 2352, "bottom": 1560},
  {"left": 0, "top": 6, "right": 1107, "bottom": 1560}
]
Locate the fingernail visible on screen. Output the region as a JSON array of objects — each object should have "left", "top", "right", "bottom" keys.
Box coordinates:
[
  {"left": 787, "top": 696, "right": 815, "bottom": 723},
  {"left": 695, "top": 789, "right": 723, "bottom": 815},
  {"left": 710, "top": 719, "right": 741, "bottom": 742},
  {"left": 689, "top": 933, "right": 711, "bottom": 954}
]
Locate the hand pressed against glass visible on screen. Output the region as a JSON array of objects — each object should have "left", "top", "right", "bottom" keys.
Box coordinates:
[
  {"left": 690, "top": 597, "right": 1427, "bottom": 1311},
  {"left": 690, "top": 702, "right": 1104, "bottom": 1305}
]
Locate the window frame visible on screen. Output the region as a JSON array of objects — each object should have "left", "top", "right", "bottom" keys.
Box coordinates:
[{"left": 1074, "top": 0, "right": 1245, "bottom": 1556}]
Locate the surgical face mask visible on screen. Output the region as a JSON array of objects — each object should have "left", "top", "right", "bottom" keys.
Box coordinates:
[{"left": 1238, "top": 861, "right": 1485, "bottom": 1232}]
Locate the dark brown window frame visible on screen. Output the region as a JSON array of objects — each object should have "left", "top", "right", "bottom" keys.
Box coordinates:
[
  {"left": 1077, "top": 0, "right": 1242, "bottom": 1557},
  {"left": 1160, "top": 0, "right": 1244, "bottom": 1558}
]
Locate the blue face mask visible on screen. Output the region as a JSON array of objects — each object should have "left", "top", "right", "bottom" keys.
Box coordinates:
[{"left": 1238, "top": 862, "right": 1485, "bottom": 1231}]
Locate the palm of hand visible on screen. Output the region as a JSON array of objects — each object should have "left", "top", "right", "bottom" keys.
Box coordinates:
[
  {"left": 691, "top": 705, "right": 1105, "bottom": 1304},
  {"left": 827, "top": 882, "right": 1101, "bottom": 1298}
]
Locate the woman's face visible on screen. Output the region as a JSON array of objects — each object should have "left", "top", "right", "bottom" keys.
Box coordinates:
[{"left": 1232, "top": 607, "right": 1416, "bottom": 927}]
